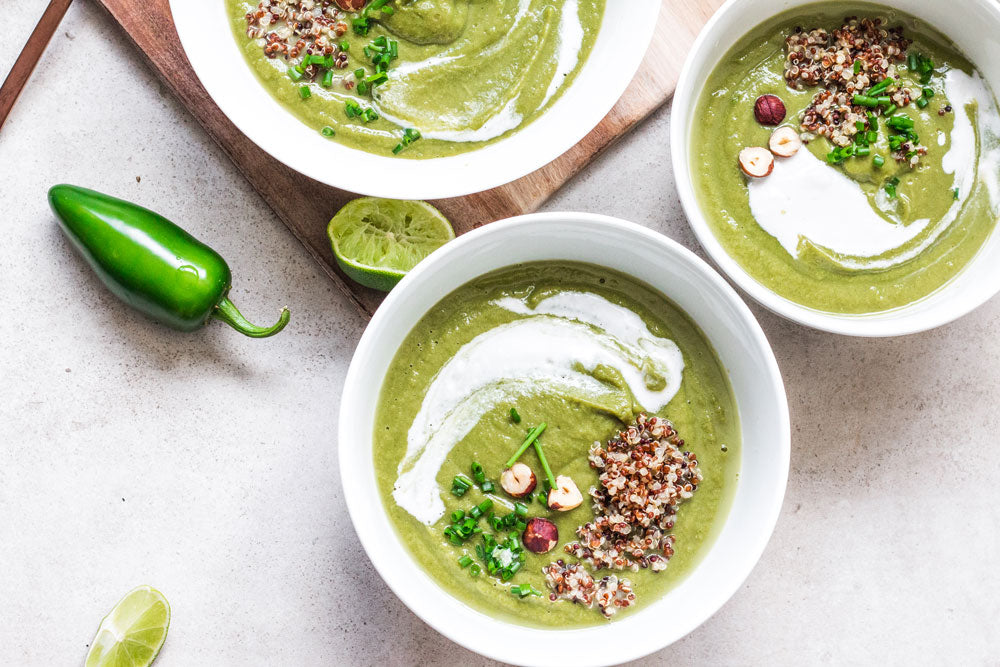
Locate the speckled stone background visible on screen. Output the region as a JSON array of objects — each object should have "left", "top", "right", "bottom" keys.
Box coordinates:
[{"left": 2, "top": 2, "right": 998, "bottom": 665}]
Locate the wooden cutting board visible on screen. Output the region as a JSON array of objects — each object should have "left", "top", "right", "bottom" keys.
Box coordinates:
[{"left": 95, "top": 0, "right": 723, "bottom": 317}]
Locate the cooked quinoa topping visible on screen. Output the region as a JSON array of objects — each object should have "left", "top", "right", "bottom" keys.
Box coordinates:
[
  {"left": 784, "top": 17, "right": 928, "bottom": 164},
  {"left": 542, "top": 560, "right": 636, "bottom": 618},
  {"left": 244, "top": 1, "right": 349, "bottom": 63},
  {"left": 564, "top": 413, "right": 702, "bottom": 574}
]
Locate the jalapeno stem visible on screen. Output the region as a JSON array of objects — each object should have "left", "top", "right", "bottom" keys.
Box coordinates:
[{"left": 212, "top": 297, "right": 290, "bottom": 338}]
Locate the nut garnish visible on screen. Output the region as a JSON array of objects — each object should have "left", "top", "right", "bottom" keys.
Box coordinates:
[
  {"left": 547, "top": 475, "right": 583, "bottom": 511},
  {"left": 738, "top": 147, "right": 775, "bottom": 178},
  {"left": 500, "top": 462, "right": 537, "bottom": 498},
  {"left": 754, "top": 94, "right": 787, "bottom": 125},
  {"left": 522, "top": 517, "right": 559, "bottom": 554},
  {"left": 769, "top": 126, "right": 802, "bottom": 157}
]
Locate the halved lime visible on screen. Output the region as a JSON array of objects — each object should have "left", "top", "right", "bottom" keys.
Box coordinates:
[
  {"left": 85, "top": 586, "right": 170, "bottom": 667},
  {"left": 327, "top": 198, "right": 455, "bottom": 291}
]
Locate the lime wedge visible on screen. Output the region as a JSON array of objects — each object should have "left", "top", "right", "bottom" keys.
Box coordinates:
[
  {"left": 85, "top": 586, "right": 170, "bottom": 667},
  {"left": 327, "top": 197, "right": 455, "bottom": 291}
]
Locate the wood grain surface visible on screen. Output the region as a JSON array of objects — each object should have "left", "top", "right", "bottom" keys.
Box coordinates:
[
  {"left": 95, "top": 0, "right": 723, "bottom": 317},
  {"left": 0, "top": 0, "right": 73, "bottom": 132}
]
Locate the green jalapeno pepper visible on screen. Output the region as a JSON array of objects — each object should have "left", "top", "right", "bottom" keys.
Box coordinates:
[{"left": 48, "top": 184, "right": 289, "bottom": 337}]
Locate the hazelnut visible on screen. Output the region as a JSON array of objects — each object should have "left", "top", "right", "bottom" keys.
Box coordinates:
[
  {"left": 334, "top": 0, "right": 367, "bottom": 9},
  {"left": 738, "top": 147, "right": 774, "bottom": 178},
  {"left": 547, "top": 475, "right": 583, "bottom": 511},
  {"left": 768, "top": 126, "right": 802, "bottom": 157},
  {"left": 754, "top": 94, "right": 786, "bottom": 125},
  {"left": 500, "top": 463, "right": 536, "bottom": 498},
  {"left": 522, "top": 517, "right": 559, "bottom": 554}
]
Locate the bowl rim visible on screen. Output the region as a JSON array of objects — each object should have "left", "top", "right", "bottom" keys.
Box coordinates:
[
  {"left": 338, "top": 212, "right": 790, "bottom": 666},
  {"left": 670, "top": 0, "right": 1000, "bottom": 337},
  {"left": 169, "top": 0, "right": 660, "bottom": 199}
]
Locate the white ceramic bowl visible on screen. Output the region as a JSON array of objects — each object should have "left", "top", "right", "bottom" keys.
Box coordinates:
[
  {"left": 339, "top": 213, "right": 790, "bottom": 666},
  {"left": 170, "top": 0, "right": 659, "bottom": 199},
  {"left": 671, "top": 0, "right": 1000, "bottom": 336}
]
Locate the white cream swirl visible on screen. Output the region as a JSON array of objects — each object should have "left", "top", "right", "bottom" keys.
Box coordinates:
[
  {"left": 392, "top": 291, "right": 685, "bottom": 525},
  {"left": 747, "top": 69, "right": 1000, "bottom": 270}
]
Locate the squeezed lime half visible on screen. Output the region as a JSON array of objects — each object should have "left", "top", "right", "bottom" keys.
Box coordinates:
[
  {"left": 327, "top": 197, "right": 455, "bottom": 291},
  {"left": 85, "top": 586, "right": 170, "bottom": 667}
]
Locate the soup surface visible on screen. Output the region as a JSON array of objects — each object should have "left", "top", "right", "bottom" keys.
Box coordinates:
[
  {"left": 227, "top": 0, "right": 605, "bottom": 158},
  {"left": 692, "top": 2, "right": 1000, "bottom": 313},
  {"left": 373, "top": 262, "right": 741, "bottom": 627}
]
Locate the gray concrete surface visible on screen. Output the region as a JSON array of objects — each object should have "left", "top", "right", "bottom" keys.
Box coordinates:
[{"left": 2, "top": 2, "right": 998, "bottom": 665}]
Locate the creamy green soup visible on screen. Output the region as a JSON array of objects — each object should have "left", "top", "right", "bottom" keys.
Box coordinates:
[
  {"left": 227, "top": 0, "right": 605, "bottom": 158},
  {"left": 373, "top": 262, "right": 741, "bottom": 627},
  {"left": 692, "top": 2, "right": 1000, "bottom": 313}
]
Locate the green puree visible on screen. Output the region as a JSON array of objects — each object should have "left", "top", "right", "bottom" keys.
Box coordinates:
[
  {"left": 227, "top": 0, "right": 605, "bottom": 158},
  {"left": 692, "top": 2, "right": 1000, "bottom": 313},
  {"left": 373, "top": 263, "right": 741, "bottom": 627}
]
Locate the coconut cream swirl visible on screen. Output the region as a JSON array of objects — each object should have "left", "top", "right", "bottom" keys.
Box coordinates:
[{"left": 392, "top": 291, "right": 685, "bottom": 525}]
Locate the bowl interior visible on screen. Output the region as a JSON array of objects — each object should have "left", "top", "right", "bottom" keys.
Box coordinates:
[
  {"left": 338, "top": 214, "right": 789, "bottom": 666},
  {"left": 671, "top": 0, "right": 1000, "bottom": 336},
  {"left": 170, "top": 0, "right": 660, "bottom": 199}
]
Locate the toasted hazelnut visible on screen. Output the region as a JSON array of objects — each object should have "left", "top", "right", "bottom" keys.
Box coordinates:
[
  {"left": 768, "top": 126, "right": 802, "bottom": 157},
  {"left": 500, "top": 463, "right": 537, "bottom": 498},
  {"left": 522, "top": 517, "right": 559, "bottom": 554},
  {"left": 334, "top": 0, "right": 367, "bottom": 9},
  {"left": 738, "top": 147, "right": 774, "bottom": 178},
  {"left": 547, "top": 475, "right": 583, "bottom": 511},
  {"left": 754, "top": 94, "right": 786, "bottom": 125}
]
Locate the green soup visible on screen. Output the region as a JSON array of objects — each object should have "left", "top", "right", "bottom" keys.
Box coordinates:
[
  {"left": 373, "top": 262, "right": 741, "bottom": 627},
  {"left": 692, "top": 2, "right": 1000, "bottom": 313},
  {"left": 227, "top": 0, "right": 605, "bottom": 158}
]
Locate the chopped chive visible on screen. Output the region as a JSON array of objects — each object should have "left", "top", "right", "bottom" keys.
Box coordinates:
[
  {"left": 510, "top": 407, "right": 521, "bottom": 424},
  {"left": 450, "top": 510, "right": 464, "bottom": 523},
  {"left": 451, "top": 475, "right": 472, "bottom": 497},
  {"left": 469, "top": 563, "right": 481, "bottom": 576},
  {"left": 867, "top": 130, "right": 878, "bottom": 143},
  {"left": 532, "top": 438, "right": 557, "bottom": 490},
  {"left": 288, "top": 67, "right": 304, "bottom": 82},
  {"left": 883, "top": 103, "right": 897, "bottom": 116},
  {"left": 855, "top": 120, "right": 867, "bottom": 132},
  {"left": 853, "top": 94, "right": 879, "bottom": 108},
  {"left": 298, "top": 85, "right": 311, "bottom": 100},
  {"left": 514, "top": 502, "right": 528, "bottom": 517},
  {"left": 339, "top": 39, "right": 350, "bottom": 52},
  {"left": 320, "top": 125, "right": 335, "bottom": 138},
  {"left": 853, "top": 60, "right": 862, "bottom": 74},
  {"left": 478, "top": 499, "right": 493, "bottom": 513},
  {"left": 867, "top": 77, "right": 893, "bottom": 96},
  {"left": 907, "top": 52, "right": 919, "bottom": 71},
  {"left": 855, "top": 146, "right": 871, "bottom": 157},
  {"left": 504, "top": 423, "right": 547, "bottom": 468},
  {"left": 471, "top": 462, "right": 486, "bottom": 484},
  {"left": 916, "top": 98, "right": 929, "bottom": 109},
  {"left": 922, "top": 87, "right": 934, "bottom": 99},
  {"left": 873, "top": 155, "right": 885, "bottom": 168},
  {"left": 480, "top": 480, "right": 495, "bottom": 493},
  {"left": 321, "top": 69, "right": 334, "bottom": 88},
  {"left": 381, "top": 4, "right": 394, "bottom": 14},
  {"left": 357, "top": 80, "right": 369, "bottom": 95},
  {"left": 875, "top": 95, "right": 892, "bottom": 106},
  {"left": 458, "top": 555, "right": 473, "bottom": 568},
  {"left": 953, "top": 187, "right": 960, "bottom": 200}
]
